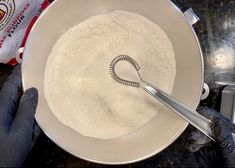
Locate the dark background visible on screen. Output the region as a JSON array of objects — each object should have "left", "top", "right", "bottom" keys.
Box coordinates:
[{"left": 1, "top": 0, "right": 235, "bottom": 167}]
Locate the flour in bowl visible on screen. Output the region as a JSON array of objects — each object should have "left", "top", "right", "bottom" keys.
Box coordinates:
[{"left": 44, "top": 11, "right": 176, "bottom": 139}]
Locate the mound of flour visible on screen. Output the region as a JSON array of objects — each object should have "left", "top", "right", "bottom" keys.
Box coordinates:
[{"left": 44, "top": 11, "right": 176, "bottom": 139}]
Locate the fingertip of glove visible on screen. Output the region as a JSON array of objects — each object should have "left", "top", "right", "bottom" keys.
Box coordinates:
[
  {"left": 197, "top": 106, "right": 208, "bottom": 112},
  {"left": 22, "top": 88, "right": 38, "bottom": 106},
  {"left": 25, "top": 88, "right": 38, "bottom": 97}
]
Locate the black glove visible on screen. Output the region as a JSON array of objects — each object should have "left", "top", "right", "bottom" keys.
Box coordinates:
[
  {"left": 0, "top": 65, "right": 39, "bottom": 167},
  {"left": 186, "top": 127, "right": 211, "bottom": 152},
  {"left": 197, "top": 106, "right": 235, "bottom": 168}
]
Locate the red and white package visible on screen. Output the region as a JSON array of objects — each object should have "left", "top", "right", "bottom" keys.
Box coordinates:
[{"left": 0, "top": 0, "right": 50, "bottom": 65}]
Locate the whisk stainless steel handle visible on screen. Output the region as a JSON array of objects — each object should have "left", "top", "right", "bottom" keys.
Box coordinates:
[
  {"left": 144, "top": 83, "right": 214, "bottom": 141},
  {"left": 110, "top": 55, "right": 215, "bottom": 141}
]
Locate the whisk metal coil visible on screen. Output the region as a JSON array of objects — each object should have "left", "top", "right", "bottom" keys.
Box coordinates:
[{"left": 109, "top": 55, "right": 142, "bottom": 88}]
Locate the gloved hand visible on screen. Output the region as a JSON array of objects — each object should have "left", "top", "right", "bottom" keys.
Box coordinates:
[
  {"left": 197, "top": 106, "right": 235, "bottom": 168},
  {"left": 0, "top": 65, "right": 39, "bottom": 167}
]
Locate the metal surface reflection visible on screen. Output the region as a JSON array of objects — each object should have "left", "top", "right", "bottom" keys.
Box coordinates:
[
  {"left": 189, "top": 0, "right": 235, "bottom": 90},
  {"left": 206, "top": 38, "right": 235, "bottom": 89},
  {"left": 209, "top": 39, "right": 234, "bottom": 70}
]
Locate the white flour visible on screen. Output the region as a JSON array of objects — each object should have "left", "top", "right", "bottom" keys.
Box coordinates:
[{"left": 44, "top": 11, "right": 176, "bottom": 139}]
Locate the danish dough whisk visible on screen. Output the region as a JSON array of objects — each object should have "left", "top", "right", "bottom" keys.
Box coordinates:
[{"left": 109, "top": 55, "right": 215, "bottom": 141}]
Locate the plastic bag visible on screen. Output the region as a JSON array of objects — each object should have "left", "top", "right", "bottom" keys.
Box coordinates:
[{"left": 0, "top": 0, "right": 50, "bottom": 65}]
